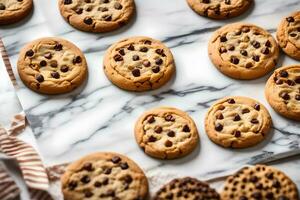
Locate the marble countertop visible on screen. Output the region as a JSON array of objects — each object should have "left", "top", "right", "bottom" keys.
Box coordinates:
[{"left": 0, "top": 0, "right": 300, "bottom": 196}]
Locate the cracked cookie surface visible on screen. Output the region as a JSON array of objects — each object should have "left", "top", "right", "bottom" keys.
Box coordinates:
[
  {"left": 221, "top": 165, "right": 299, "bottom": 200},
  {"left": 58, "top": 0, "right": 135, "bottom": 33},
  {"left": 154, "top": 177, "right": 220, "bottom": 200},
  {"left": 205, "top": 96, "right": 272, "bottom": 148},
  {"left": 134, "top": 107, "right": 199, "bottom": 159},
  {"left": 17, "top": 37, "right": 87, "bottom": 94},
  {"left": 277, "top": 11, "right": 300, "bottom": 60},
  {"left": 186, "top": 0, "right": 252, "bottom": 19},
  {"left": 61, "top": 152, "right": 148, "bottom": 200},
  {"left": 265, "top": 65, "right": 300, "bottom": 121},
  {"left": 208, "top": 23, "right": 279, "bottom": 79},
  {"left": 104, "top": 36, "right": 175, "bottom": 92},
  {"left": 0, "top": 0, "right": 33, "bottom": 25}
]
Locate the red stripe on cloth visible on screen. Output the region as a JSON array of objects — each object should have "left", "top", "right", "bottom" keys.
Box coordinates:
[{"left": 0, "top": 165, "right": 20, "bottom": 200}]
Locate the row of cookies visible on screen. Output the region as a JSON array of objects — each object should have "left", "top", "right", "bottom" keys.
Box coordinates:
[{"left": 61, "top": 151, "right": 299, "bottom": 200}]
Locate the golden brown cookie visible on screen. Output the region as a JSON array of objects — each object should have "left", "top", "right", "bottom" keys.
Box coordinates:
[
  {"left": 0, "top": 0, "right": 33, "bottom": 25},
  {"left": 277, "top": 11, "right": 300, "bottom": 60},
  {"left": 208, "top": 23, "right": 279, "bottom": 79},
  {"left": 104, "top": 36, "right": 175, "bottom": 92},
  {"left": 134, "top": 107, "right": 199, "bottom": 159},
  {"left": 265, "top": 65, "right": 300, "bottom": 121},
  {"left": 17, "top": 37, "right": 88, "bottom": 94},
  {"left": 61, "top": 152, "right": 148, "bottom": 200},
  {"left": 205, "top": 96, "right": 272, "bottom": 148},
  {"left": 58, "top": 0, "right": 135, "bottom": 33},
  {"left": 221, "top": 165, "right": 299, "bottom": 200},
  {"left": 186, "top": 0, "right": 252, "bottom": 20},
  {"left": 154, "top": 177, "right": 220, "bottom": 200}
]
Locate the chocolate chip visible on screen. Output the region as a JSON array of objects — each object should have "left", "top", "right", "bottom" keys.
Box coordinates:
[
  {"left": 165, "top": 140, "right": 173, "bottom": 147},
  {"left": 242, "top": 27, "right": 250, "bottom": 33},
  {"left": 120, "top": 162, "right": 129, "bottom": 170},
  {"left": 182, "top": 125, "right": 190, "bottom": 132},
  {"left": 286, "top": 79, "right": 295, "bottom": 86},
  {"left": 242, "top": 108, "right": 250, "bottom": 114},
  {"left": 40, "top": 60, "right": 47, "bottom": 67},
  {"left": 219, "top": 105, "right": 225, "bottom": 110},
  {"left": 106, "top": 190, "right": 115, "bottom": 197},
  {"left": 252, "top": 191, "right": 262, "bottom": 199},
  {"left": 60, "top": 65, "right": 69, "bottom": 72},
  {"left": 286, "top": 17, "right": 295, "bottom": 22},
  {"left": 103, "top": 14, "right": 112, "bottom": 21},
  {"left": 148, "top": 135, "right": 157, "bottom": 142},
  {"left": 251, "top": 119, "right": 259, "bottom": 124},
  {"left": 227, "top": 98, "right": 235, "bottom": 104},
  {"left": 0, "top": 3, "right": 5, "bottom": 10},
  {"left": 165, "top": 115, "right": 175, "bottom": 122},
  {"left": 84, "top": 0, "right": 91, "bottom": 2},
  {"left": 266, "top": 192, "right": 274, "bottom": 199},
  {"left": 84, "top": 17, "right": 93, "bottom": 25},
  {"left": 26, "top": 50, "right": 34, "bottom": 57},
  {"left": 155, "top": 58, "right": 163, "bottom": 65},
  {"left": 73, "top": 56, "right": 82, "bottom": 64},
  {"left": 81, "top": 175, "right": 90, "bottom": 183},
  {"left": 44, "top": 53, "right": 52, "bottom": 59},
  {"left": 102, "top": 177, "right": 109, "bottom": 185},
  {"left": 75, "top": 8, "right": 83, "bottom": 14},
  {"left": 82, "top": 163, "right": 93, "bottom": 171},
  {"left": 202, "top": 0, "right": 210, "bottom": 3},
  {"left": 266, "top": 172, "right": 273, "bottom": 179},
  {"left": 215, "top": 123, "right": 223, "bottom": 131},
  {"left": 261, "top": 47, "right": 270, "bottom": 55},
  {"left": 84, "top": 190, "right": 93, "bottom": 198},
  {"left": 239, "top": 196, "right": 248, "bottom": 200},
  {"left": 231, "top": 57, "right": 239, "bottom": 64},
  {"left": 290, "top": 33, "right": 297, "bottom": 37},
  {"left": 228, "top": 45, "right": 235, "bottom": 51},
  {"left": 276, "top": 79, "right": 283, "bottom": 85},
  {"left": 147, "top": 116, "right": 155, "bottom": 123},
  {"left": 144, "top": 40, "right": 152, "bottom": 45},
  {"left": 124, "top": 175, "right": 133, "bottom": 184},
  {"left": 296, "top": 94, "right": 300, "bottom": 101},
  {"left": 154, "top": 126, "right": 163, "bottom": 133},
  {"left": 110, "top": 156, "right": 121, "bottom": 164},
  {"left": 140, "top": 47, "right": 148, "bottom": 52},
  {"left": 254, "top": 104, "right": 260, "bottom": 111},
  {"left": 265, "top": 40, "right": 272, "bottom": 47},
  {"left": 114, "top": 54, "right": 123, "bottom": 62},
  {"left": 152, "top": 66, "right": 160, "bottom": 73},
  {"left": 219, "top": 47, "right": 227, "bottom": 53},
  {"left": 280, "top": 92, "right": 290, "bottom": 100},
  {"left": 272, "top": 180, "right": 281, "bottom": 188},
  {"left": 68, "top": 181, "right": 77, "bottom": 190},
  {"left": 155, "top": 49, "right": 166, "bottom": 56},
  {"left": 233, "top": 114, "right": 241, "bottom": 121},
  {"left": 64, "top": 0, "right": 72, "bottom": 4},
  {"left": 132, "top": 55, "right": 139, "bottom": 61},
  {"left": 295, "top": 77, "right": 300, "bottom": 84},
  {"left": 240, "top": 50, "right": 248, "bottom": 56},
  {"left": 51, "top": 71, "right": 60, "bottom": 79},
  {"left": 220, "top": 36, "right": 227, "bottom": 42},
  {"left": 167, "top": 131, "right": 175, "bottom": 137},
  {"left": 114, "top": 2, "right": 123, "bottom": 10},
  {"left": 252, "top": 55, "right": 260, "bottom": 62},
  {"left": 216, "top": 113, "right": 224, "bottom": 120},
  {"left": 249, "top": 176, "right": 258, "bottom": 183},
  {"left": 234, "top": 130, "right": 241, "bottom": 137},
  {"left": 127, "top": 44, "right": 135, "bottom": 51},
  {"left": 224, "top": 0, "right": 231, "bottom": 5},
  {"left": 54, "top": 44, "right": 63, "bottom": 51},
  {"left": 245, "top": 62, "right": 253, "bottom": 69},
  {"left": 118, "top": 49, "right": 125, "bottom": 56},
  {"left": 36, "top": 74, "right": 44, "bottom": 82},
  {"left": 255, "top": 183, "right": 263, "bottom": 189},
  {"left": 94, "top": 181, "right": 102, "bottom": 187},
  {"left": 98, "top": 7, "right": 108, "bottom": 12},
  {"left": 103, "top": 168, "right": 111, "bottom": 174},
  {"left": 132, "top": 69, "right": 140, "bottom": 77},
  {"left": 279, "top": 70, "right": 288, "bottom": 77},
  {"left": 100, "top": 0, "right": 109, "bottom": 3}
]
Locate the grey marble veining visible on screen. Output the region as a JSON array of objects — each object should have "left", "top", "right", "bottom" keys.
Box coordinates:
[{"left": 1, "top": 0, "right": 300, "bottom": 179}]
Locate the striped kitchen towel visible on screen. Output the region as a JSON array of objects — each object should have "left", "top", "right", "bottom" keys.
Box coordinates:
[{"left": 0, "top": 161, "right": 20, "bottom": 200}]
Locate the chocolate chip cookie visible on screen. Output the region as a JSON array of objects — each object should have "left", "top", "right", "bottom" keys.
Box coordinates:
[
  {"left": 0, "top": 0, "right": 33, "bottom": 25},
  {"left": 154, "top": 177, "right": 220, "bottom": 200},
  {"left": 58, "top": 0, "right": 135, "bottom": 33},
  {"left": 17, "top": 37, "right": 87, "bottom": 94},
  {"left": 104, "top": 36, "right": 175, "bottom": 92},
  {"left": 205, "top": 96, "right": 272, "bottom": 148},
  {"left": 221, "top": 165, "right": 299, "bottom": 200},
  {"left": 134, "top": 107, "right": 199, "bottom": 159},
  {"left": 208, "top": 23, "right": 279, "bottom": 79},
  {"left": 61, "top": 152, "right": 148, "bottom": 200},
  {"left": 186, "top": 0, "right": 252, "bottom": 20},
  {"left": 277, "top": 11, "right": 300, "bottom": 60},
  {"left": 265, "top": 65, "right": 300, "bottom": 121}
]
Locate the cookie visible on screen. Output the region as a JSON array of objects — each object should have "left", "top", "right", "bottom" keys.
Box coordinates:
[
  {"left": 277, "top": 11, "right": 300, "bottom": 60},
  {"left": 134, "top": 107, "right": 199, "bottom": 159},
  {"left": 265, "top": 65, "right": 300, "bottom": 121},
  {"left": 58, "top": 0, "right": 135, "bottom": 33},
  {"left": 104, "top": 36, "right": 175, "bottom": 92},
  {"left": 205, "top": 96, "right": 272, "bottom": 148},
  {"left": 17, "top": 37, "right": 88, "bottom": 94},
  {"left": 61, "top": 152, "right": 148, "bottom": 200},
  {"left": 186, "top": 0, "right": 252, "bottom": 20},
  {"left": 0, "top": 0, "right": 33, "bottom": 25},
  {"left": 221, "top": 165, "right": 299, "bottom": 200},
  {"left": 154, "top": 177, "right": 220, "bottom": 200},
  {"left": 208, "top": 23, "right": 279, "bottom": 79}
]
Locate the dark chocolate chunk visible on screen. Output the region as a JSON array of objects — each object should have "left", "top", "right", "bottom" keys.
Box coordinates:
[
  {"left": 94, "top": 181, "right": 102, "bottom": 187},
  {"left": 140, "top": 47, "right": 148, "bottom": 52},
  {"left": 261, "top": 47, "right": 270, "bottom": 55},
  {"left": 0, "top": 3, "right": 5, "bottom": 10},
  {"left": 143, "top": 60, "right": 150, "bottom": 67},
  {"left": 148, "top": 135, "right": 157, "bottom": 142},
  {"left": 60, "top": 65, "right": 69, "bottom": 72},
  {"left": 54, "top": 44, "right": 63, "bottom": 51},
  {"left": 233, "top": 114, "right": 241, "bottom": 121},
  {"left": 279, "top": 70, "right": 288, "bottom": 77},
  {"left": 132, "top": 55, "right": 139, "bottom": 61},
  {"left": 234, "top": 130, "right": 241, "bottom": 137},
  {"left": 286, "top": 17, "right": 295, "bottom": 22},
  {"left": 155, "top": 58, "right": 163, "bottom": 65},
  {"left": 120, "top": 162, "right": 129, "bottom": 170},
  {"left": 73, "top": 56, "right": 82, "bottom": 64},
  {"left": 241, "top": 27, "right": 250, "bottom": 33},
  {"left": 252, "top": 55, "right": 260, "bottom": 62},
  {"left": 240, "top": 50, "right": 248, "bottom": 56},
  {"left": 128, "top": 44, "right": 135, "bottom": 51},
  {"left": 103, "top": 14, "right": 112, "bottom": 21},
  {"left": 155, "top": 126, "right": 163, "bottom": 133},
  {"left": 251, "top": 119, "right": 259, "bottom": 124},
  {"left": 81, "top": 175, "right": 90, "bottom": 184},
  {"left": 36, "top": 74, "right": 44, "bottom": 83},
  {"left": 182, "top": 125, "right": 190, "bottom": 132},
  {"left": 215, "top": 123, "right": 223, "bottom": 131},
  {"left": 111, "top": 156, "right": 121, "bottom": 164},
  {"left": 68, "top": 181, "right": 77, "bottom": 190},
  {"left": 231, "top": 57, "right": 239, "bottom": 64},
  {"left": 84, "top": 17, "right": 93, "bottom": 25},
  {"left": 132, "top": 69, "right": 140, "bottom": 77},
  {"left": 51, "top": 72, "right": 60, "bottom": 79},
  {"left": 147, "top": 116, "right": 155, "bottom": 123},
  {"left": 167, "top": 131, "right": 175, "bottom": 137},
  {"left": 251, "top": 41, "right": 261, "bottom": 49},
  {"left": 165, "top": 115, "right": 175, "bottom": 122},
  {"left": 227, "top": 98, "right": 235, "bottom": 104},
  {"left": 242, "top": 108, "right": 250, "bottom": 114},
  {"left": 152, "top": 66, "right": 160, "bottom": 73},
  {"left": 64, "top": 0, "right": 72, "bottom": 4},
  {"left": 280, "top": 92, "right": 290, "bottom": 100},
  {"left": 219, "top": 47, "right": 227, "bottom": 53},
  {"left": 76, "top": 8, "right": 83, "bottom": 14},
  {"left": 44, "top": 52, "right": 52, "bottom": 59},
  {"left": 165, "top": 140, "right": 173, "bottom": 147},
  {"left": 220, "top": 36, "right": 227, "bottom": 42},
  {"left": 103, "top": 168, "right": 111, "bottom": 175},
  {"left": 114, "top": 2, "right": 123, "bottom": 10},
  {"left": 26, "top": 49, "right": 34, "bottom": 57},
  {"left": 114, "top": 54, "right": 123, "bottom": 61},
  {"left": 216, "top": 113, "right": 224, "bottom": 120},
  {"left": 82, "top": 162, "right": 93, "bottom": 171},
  {"left": 40, "top": 60, "right": 47, "bottom": 67},
  {"left": 265, "top": 40, "right": 272, "bottom": 47},
  {"left": 254, "top": 104, "right": 260, "bottom": 111}
]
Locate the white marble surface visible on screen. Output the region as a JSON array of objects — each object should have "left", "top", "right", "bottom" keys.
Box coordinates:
[{"left": 1, "top": 0, "right": 300, "bottom": 182}]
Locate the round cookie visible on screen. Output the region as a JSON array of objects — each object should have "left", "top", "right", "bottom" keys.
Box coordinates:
[
  {"left": 186, "top": 0, "right": 252, "bottom": 20},
  {"left": 205, "top": 96, "right": 272, "bottom": 148},
  {"left": 221, "top": 165, "right": 299, "bottom": 200},
  {"left": 265, "top": 65, "right": 300, "bottom": 121},
  {"left": 58, "top": 0, "right": 135, "bottom": 33},
  {"left": 208, "top": 23, "right": 279, "bottom": 79},
  {"left": 277, "top": 11, "right": 300, "bottom": 60},
  {"left": 104, "top": 36, "right": 175, "bottom": 92},
  {"left": 61, "top": 152, "right": 148, "bottom": 200},
  {"left": 0, "top": 0, "right": 33, "bottom": 25},
  {"left": 134, "top": 107, "right": 199, "bottom": 159},
  {"left": 17, "top": 37, "right": 87, "bottom": 94},
  {"left": 154, "top": 177, "right": 220, "bottom": 200}
]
